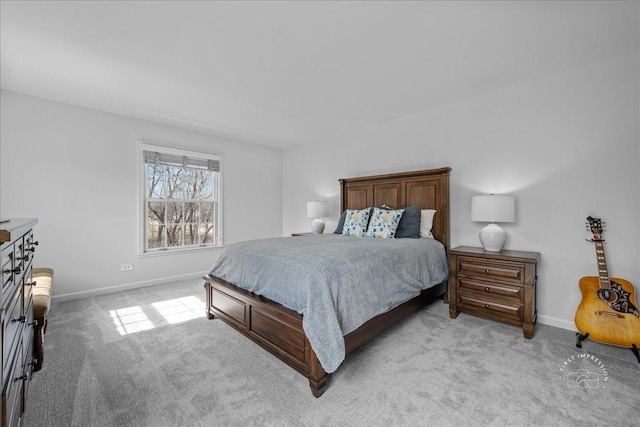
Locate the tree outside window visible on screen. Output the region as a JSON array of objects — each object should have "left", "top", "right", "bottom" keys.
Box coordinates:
[{"left": 142, "top": 145, "right": 221, "bottom": 252}]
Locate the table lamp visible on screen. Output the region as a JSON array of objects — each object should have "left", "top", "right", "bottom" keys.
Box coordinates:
[
  {"left": 307, "top": 201, "right": 329, "bottom": 234},
  {"left": 470, "top": 195, "right": 515, "bottom": 252}
]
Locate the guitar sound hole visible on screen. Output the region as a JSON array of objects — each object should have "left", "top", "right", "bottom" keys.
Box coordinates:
[{"left": 597, "top": 289, "right": 618, "bottom": 303}]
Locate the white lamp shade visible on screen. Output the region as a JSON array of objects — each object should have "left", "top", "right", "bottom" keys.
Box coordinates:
[
  {"left": 307, "top": 201, "right": 329, "bottom": 218},
  {"left": 470, "top": 195, "right": 515, "bottom": 223}
]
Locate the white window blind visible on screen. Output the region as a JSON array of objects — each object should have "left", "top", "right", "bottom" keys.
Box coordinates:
[{"left": 142, "top": 150, "right": 220, "bottom": 171}]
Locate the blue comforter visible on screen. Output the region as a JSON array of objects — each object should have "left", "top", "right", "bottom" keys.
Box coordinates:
[{"left": 208, "top": 234, "right": 448, "bottom": 373}]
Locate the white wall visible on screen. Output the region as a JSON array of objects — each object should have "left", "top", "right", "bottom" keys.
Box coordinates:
[
  {"left": 0, "top": 90, "right": 283, "bottom": 298},
  {"left": 283, "top": 53, "right": 640, "bottom": 331}
]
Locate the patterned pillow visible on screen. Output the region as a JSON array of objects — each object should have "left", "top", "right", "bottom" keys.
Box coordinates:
[
  {"left": 342, "top": 209, "right": 371, "bottom": 237},
  {"left": 365, "top": 207, "right": 405, "bottom": 239}
]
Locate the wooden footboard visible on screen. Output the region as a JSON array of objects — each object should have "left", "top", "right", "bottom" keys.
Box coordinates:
[
  {"left": 204, "top": 273, "right": 446, "bottom": 397},
  {"left": 204, "top": 275, "right": 328, "bottom": 396}
]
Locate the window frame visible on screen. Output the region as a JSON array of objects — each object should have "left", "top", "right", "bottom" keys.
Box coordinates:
[{"left": 138, "top": 142, "right": 223, "bottom": 256}]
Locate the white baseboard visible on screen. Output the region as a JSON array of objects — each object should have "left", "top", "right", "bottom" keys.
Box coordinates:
[
  {"left": 537, "top": 314, "right": 578, "bottom": 332},
  {"left": 52, "top": 271, "right": 207, "bottom": 302}
]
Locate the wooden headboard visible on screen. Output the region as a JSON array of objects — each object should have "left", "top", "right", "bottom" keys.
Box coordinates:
[{"left": 338, "top": 167, "right": 451, "bottom": 248}]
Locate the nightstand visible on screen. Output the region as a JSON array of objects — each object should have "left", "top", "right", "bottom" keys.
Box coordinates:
[{"left": 448, "top": 246, "right": 540, "bottom": 339}]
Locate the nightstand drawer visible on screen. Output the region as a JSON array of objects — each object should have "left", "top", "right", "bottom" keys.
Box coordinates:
[
  {"left": 458, "top": 294, "right": 522, "bottom": 321},
  {"left": 458, "top": 277, "right": 522, "bottom": 302},
  {"left": 457, "top": 259, "right": 524, "bottom": 283}
]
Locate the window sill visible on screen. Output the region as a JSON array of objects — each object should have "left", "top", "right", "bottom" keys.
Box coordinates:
[{"left": 138, "top": 245, "right": 224, "bottom": 258}]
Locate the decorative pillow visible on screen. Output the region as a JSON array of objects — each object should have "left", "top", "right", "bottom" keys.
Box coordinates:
[
  {"left": 394, "top": 205, "right": 421, "bottom": 238},
  {"left": 334, "top": 211, "right": 347, "bottom": 234},
  {"left": 365, "top": 207, "right": 404, "bottom": 239},
  {"left": 342, "top": 209, "right": 371, "bottom": 237},
  {"left": 420, "top": 209, "right": 437, "bottom": 238}
]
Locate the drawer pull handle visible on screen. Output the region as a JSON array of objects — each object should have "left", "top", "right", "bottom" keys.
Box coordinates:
[
  {"left": 12, "top": 315, "right": 26, "bottom": 323},
  {"left": 484, "top": 304, "right": 490, "bottom": 309},
  {"left": 484, "top": 287, "right": 490, "bottom": 292},
  {"left": 27, "top": 247, "right": 36, "bottom": 253},
  {"left": 485, "top": 269, "right": 490, "bottom": 274},
  {"left": 26, "top": 281, "right": 37, "bottom": 287},
  {"left": 3, "top": 266, "right": 21, "bottom": 275},
  {"left": 14, "top": 373, "right": 28, "bottom": 383}
]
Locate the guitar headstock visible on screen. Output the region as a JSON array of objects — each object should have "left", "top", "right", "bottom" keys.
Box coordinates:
[{"left": 586, "top": 216, "right": 605, "bottom": 241}]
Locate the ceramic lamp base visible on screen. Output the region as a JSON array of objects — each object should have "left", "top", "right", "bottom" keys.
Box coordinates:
[
  {"left": 311, "top": 218, "right": 325, "bottom": 234},
  {"left": 479, "top": 223, "right": 506, "bottom": 252}
]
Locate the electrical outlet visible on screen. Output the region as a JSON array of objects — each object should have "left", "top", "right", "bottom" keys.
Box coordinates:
[{"left": 120, "top": 263, "right": 134, "bottom": 272}]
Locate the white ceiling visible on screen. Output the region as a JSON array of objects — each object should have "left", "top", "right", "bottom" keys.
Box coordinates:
[{"left": 1, "top": 1, "right": 638, "bottom": 148}]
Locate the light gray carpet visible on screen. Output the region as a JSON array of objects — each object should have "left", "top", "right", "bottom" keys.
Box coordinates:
[{"left": 22, "top": 278, "right": 640, "bottom": 426}]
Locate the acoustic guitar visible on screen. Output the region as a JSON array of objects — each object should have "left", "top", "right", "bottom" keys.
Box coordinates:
[{"left": 574, "top": 216, "right": 640, "bottom": 349}]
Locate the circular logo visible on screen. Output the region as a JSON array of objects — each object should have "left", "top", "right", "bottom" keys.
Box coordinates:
[{"left": 559, "top": 352, "right": 609, "bottom": 389}]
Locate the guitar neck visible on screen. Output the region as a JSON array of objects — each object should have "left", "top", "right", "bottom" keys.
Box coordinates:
[{"left": 594, "top": 241, "right": 611, "bottom": 290}]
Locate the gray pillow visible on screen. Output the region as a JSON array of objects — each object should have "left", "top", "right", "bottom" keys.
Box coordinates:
[
  {"left": 334, "top": 211, "right": 347, "bottom": 234},
  {"left": 394, "top": 205, "right": 421, "bottom": 238}
]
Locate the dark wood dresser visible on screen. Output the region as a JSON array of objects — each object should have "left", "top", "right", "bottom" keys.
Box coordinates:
[
  {"left": 1, "top": 218, "right": 38, "bottom": 427},
  {"left": 448, "top": 245, "right": 540, "bottom": 339}
]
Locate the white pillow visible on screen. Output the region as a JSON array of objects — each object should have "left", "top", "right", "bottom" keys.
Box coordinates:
[{"left": 420, "top": 209, "right": 437, "bottom": 238}]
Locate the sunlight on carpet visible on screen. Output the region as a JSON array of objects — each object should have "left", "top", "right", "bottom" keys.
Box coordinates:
[
  {"left": 109, "top": 295, "right": 206, "bottom": 335},
  {"left": 152, "top": 295, "right": 206, "bottom": 324}
]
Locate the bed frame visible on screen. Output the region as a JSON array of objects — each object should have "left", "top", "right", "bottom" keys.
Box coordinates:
[{"left": 204, "top": 167, "right": 451, "bottom": 397}]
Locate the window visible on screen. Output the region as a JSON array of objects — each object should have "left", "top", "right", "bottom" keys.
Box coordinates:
[{"left": 140, "top": 143, "right": 222, "bottom": 253}]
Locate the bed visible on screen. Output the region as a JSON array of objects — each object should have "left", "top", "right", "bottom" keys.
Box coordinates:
[{"left": 204, "top": 167, "right": 451, "bottom": 397}]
